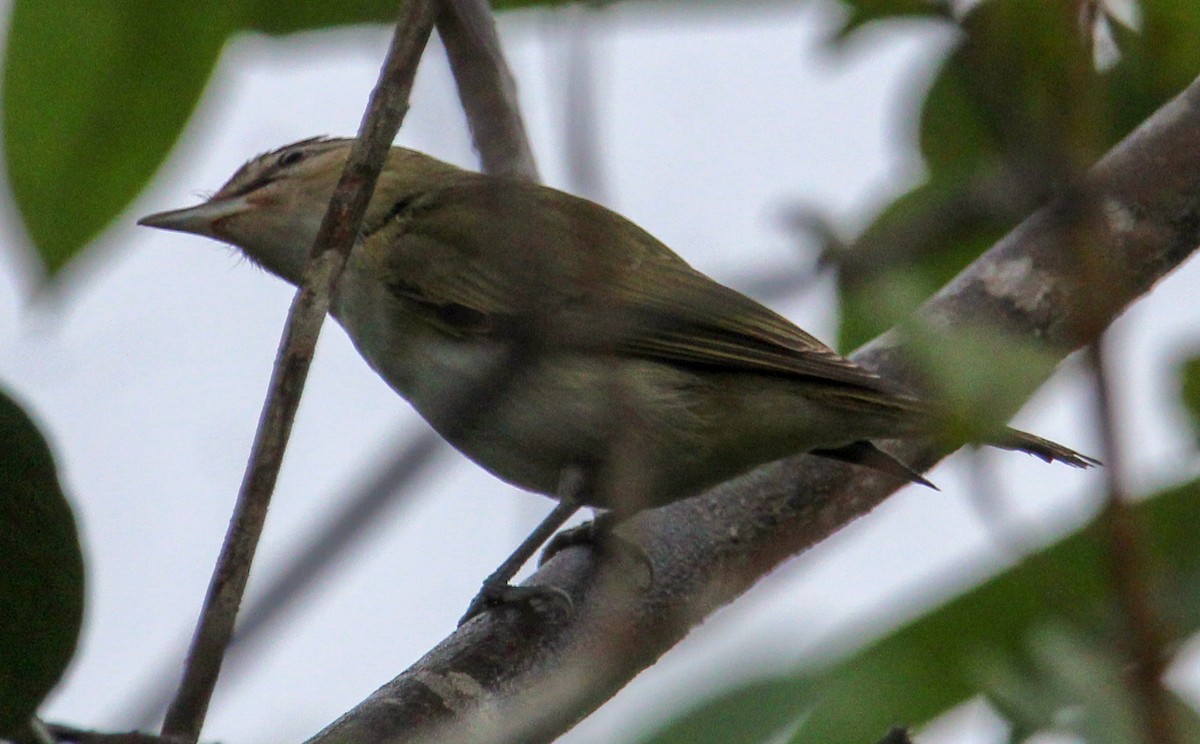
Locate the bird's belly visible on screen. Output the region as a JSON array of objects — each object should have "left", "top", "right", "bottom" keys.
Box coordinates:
[
  {"left": 407, "top": 346, "right": 676, "bottom": 499},
  {"left": 409, "top": 348, "right": 613, "bottom": 491},
  {"left": 333, "top": 295, "right": 623, "bottom": 495}
]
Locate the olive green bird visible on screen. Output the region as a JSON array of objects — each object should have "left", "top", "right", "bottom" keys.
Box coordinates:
[{"left": 139, "top": 137, "right": 1096, "bottom": 621}]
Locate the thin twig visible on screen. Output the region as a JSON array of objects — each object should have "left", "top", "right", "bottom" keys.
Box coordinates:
[
  {"left": 558, "top": 4, "right": 607, "bottom": 202},
  {"left": 127, "top": 2, "right": 541, "bottom": 726},
  {"left": 158, "top": 2, "right": 438, "bottom": 739},
  {"left": 437, "top": 0, "right": 539, "bottom": 181},
  {"left": 1088, "top": 339, "right": 1179, "bottom": 744},
  {"left": 307, "top": 73, "right": 1200, "bottom": 744}
]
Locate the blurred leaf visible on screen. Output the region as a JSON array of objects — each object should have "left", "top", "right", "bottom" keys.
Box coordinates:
[
  {"left": 785, "top": 477, "right": 1200, "bottom": 742},
  {"left": 1180, "top": 356, "right": 1200, "bottom": 444},
  {"left": 638, "top": 678, "right": 813, "bottom": 744},
  {"left": 1140, "top": 0, "right": 1200, "bottom": 91},
  {"left": 0, "top": 389, "right": 84, "bottom": 737},
  {"left": 836, "top": 0, "right": 1200, "bottom": 351},
  {"left": 1104, "top": 0, "right": 1200, "bottom": 138},
  {"left": 832, "top": 0, "right": 952, "bottom": 39},
  {"left": 245, "top": 0, "right": 405, "bottom": 34},
  {"left": 983, "top": 624, "right": 1140, "bottom": 744},
  {"left": 989, "top": 626, "right": 1132, "bottom": 741},
  {"left": 836, "top": 0, "right": 1137, "bottom": 349},
  {"left": 834, "top": 177, "right": 1004, "bottom": 350},
  {"left": 3, "top": 1, "right": 244, "bottom": 276},
  {"left": 896, "top": 322, "right": 1060, "bottom": 444},
  {"left": 984, "top": 622, "right": 1200, "bottom": 743},
  {"left": 837, "top": 267, "right": 929, "bottom": 354},
  {"left": 639, "top": 479, "right": 1200, "bottom": 744},
  {"left": 921, "top": 0, "right": 1101, "bottom": 175}
]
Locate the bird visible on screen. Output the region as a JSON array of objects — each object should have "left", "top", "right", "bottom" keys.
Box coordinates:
[{"left": 138, "top": 136, "right": 1097, "bottom": 622}]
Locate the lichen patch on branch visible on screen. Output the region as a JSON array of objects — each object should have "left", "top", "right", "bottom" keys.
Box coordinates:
[{"left": 979, "top": 256, "right": 1051, "bottom": 315}]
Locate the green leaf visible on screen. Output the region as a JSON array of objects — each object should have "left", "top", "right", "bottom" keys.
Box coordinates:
[
  {"left": 983, "top": 624, "right": 1141, "bottom": 744},
  {"left": 835, "top": 0, "right": 1098, "bottom": 349},
  {"left": 983, "top": 622, "right": 1200, "bottom": 743},
  {"left": 0, "top": 0, "right": 634, "bottom": 279},
  {"left": 837, "top": 266, "right": 930, "bottom": 354},
  {"left": 0, "top": 388, "right": 84, "bottom": 737},
  {"left": 3, "top": 0, "right": 242, "bottom": 275},
  {"left": 834, "top": 0, "right": 1200, "bottom": 351},
  {"left": 1180, "top": 356, "right": 1200, "bottom": 444},
  {"left": 832, "top": 0, "right": 951, "bottom": 40},
  {"left": 639, "top": 480, "right": 1200, "bottom": 744},
  {"left": 920, "top": 0, "right": 1102, "bottom": 175},
  {"left": 834, "top": 178, "right": 1004, "bottom": 351},
  {"left": 245, "top": 0, "right": 403, "bottom": 35},
  {"left": 783, "top": 480, "right": 1200, "bottom": 742},
  {"left": 894, "top": 321, "right": 1060, "bottom": 444},
  {"left": 638, "top": 678, "right": 813, "bottom": 744},
  {"left": 1104, "top": 0, "right": 1200, "bottom": 139}
]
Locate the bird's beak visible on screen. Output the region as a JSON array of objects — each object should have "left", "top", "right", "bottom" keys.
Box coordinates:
[{"left": 137, "top": 196, "right": 251, "bottom": 239}]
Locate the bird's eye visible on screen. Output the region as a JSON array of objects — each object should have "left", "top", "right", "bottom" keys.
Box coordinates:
[{"left": 278, "top": 150, "right": 306, "bottom": 168}]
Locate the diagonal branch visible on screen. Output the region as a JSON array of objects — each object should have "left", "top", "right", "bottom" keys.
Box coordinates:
[
  {"left": 437, "top": 0, "right": 540, "bottom": 182},
  {"left": 158, "top": 2, "right": 438, "bottom": 740},
  {"left": 122, "top": 4, "right": 542, "bottom": 730},
  {"left": 305, "top": 73, "right": 1200, "bottom": 744}
]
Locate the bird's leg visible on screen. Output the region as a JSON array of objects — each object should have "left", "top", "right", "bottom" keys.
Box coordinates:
[{"left": 458, "top": 470, "right": 587, "bottom": 626}]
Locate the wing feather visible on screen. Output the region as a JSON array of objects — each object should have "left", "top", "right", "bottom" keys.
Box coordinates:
[{"left": 362, "top": 178, "right": 892, "bottom": 393}]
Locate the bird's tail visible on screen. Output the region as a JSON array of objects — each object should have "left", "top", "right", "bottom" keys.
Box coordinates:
[{"left": 989, "top": 427, "right": 1100, "bottom": 469}]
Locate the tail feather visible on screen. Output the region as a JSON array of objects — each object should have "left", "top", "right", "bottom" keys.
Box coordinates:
[
  {"left": 811, "top": 441, "right": 939, "bottom": 490},
  {"left": 991, "top": 428, "right": 1100, "bottom": 468}
]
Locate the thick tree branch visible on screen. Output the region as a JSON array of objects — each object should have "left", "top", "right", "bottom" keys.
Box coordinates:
[{"left": 306, "top": 73, "right": 1200, "bottom": 744}]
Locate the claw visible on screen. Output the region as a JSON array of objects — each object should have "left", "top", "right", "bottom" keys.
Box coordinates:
[{"left": 458, "top": 580, "right": 573, "bottom": 626}]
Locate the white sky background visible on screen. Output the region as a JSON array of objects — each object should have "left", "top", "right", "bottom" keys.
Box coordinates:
[{"left": 2, "top": 2, "right": 1200, "bottom": 742}]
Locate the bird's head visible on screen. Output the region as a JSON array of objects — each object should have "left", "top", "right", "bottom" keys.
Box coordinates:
[
  {"left": 138, "top": 137, "right": 465, "bottom": 285},
  {"left": 139, "top": 137, "right": 358, "bottom": 283}
]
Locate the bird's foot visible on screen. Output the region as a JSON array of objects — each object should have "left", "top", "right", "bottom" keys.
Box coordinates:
[
  {"left": 539, "top": 513, "right": 654, "bottom": 587},
  {"left": 458, "top": 579, "right": 573, "bottom": 626},
  {"left": 538, "top": 512, "right": 614, "bottom": 565}
]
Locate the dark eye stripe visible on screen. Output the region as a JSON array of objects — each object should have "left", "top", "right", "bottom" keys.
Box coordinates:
[
  {"left": 216, "top": 143, "right": 329, "bottom": 199},
  {"left": 223, "top": 173, "right": 278, "bottom": 198},
  {"left": 278, "top": 150, "right": 306, "bottom": 167}
]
